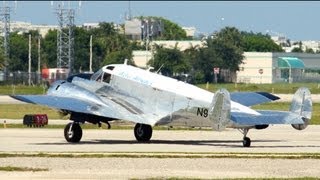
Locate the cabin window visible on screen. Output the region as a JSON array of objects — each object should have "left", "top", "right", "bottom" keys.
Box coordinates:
[
  {"left": 107, "top": 66, "right": 114, "bottom": 71},
  {"left": 102, "top": 72, "right": 111, "bottom": 83}
]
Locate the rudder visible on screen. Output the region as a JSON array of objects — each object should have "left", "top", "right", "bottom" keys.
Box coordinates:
[
  {"left": 209, "top": 89, "right": 231, "bottom": 131},
  {"left": 290, "top": 87, "right": 312, "bottom": 130}
]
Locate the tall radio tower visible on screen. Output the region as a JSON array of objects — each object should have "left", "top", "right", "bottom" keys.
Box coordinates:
[
  {"left": 52, "top": 1, "right": 79, "bottom": 75},
  {"left": 0, "top": 2, "right": 12, "bottom": 79}
]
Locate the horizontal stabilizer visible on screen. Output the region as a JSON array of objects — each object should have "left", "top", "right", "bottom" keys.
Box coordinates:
[
  {"left": 231, "top": 92, "right": 280, "bottom": 106},
  {"left": 231, "top": 110, "right": 304, "bottom": 125}
]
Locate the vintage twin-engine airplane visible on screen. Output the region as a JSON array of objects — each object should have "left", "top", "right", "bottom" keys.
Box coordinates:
[{"left": 12, "top": 61, "right": 312, "bottom": 147}]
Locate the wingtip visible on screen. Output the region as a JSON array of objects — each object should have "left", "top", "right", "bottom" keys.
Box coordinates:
[
  {"left": 9, "top": 95, "right": 34, "bottom": 104},
  {"left": 256, "top": 92, "right": 280, "bottom": 101}
]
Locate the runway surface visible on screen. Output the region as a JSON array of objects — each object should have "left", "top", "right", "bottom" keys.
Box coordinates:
[
  {"left": 1, "top": 125, "right": 320, "bottom": 153},
  {"left": 1, "top": 126, "right": 320, "bottom": 179}
]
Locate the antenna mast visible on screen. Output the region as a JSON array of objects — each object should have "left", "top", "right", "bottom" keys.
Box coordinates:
[
  {"left": 128, "top": 1, "right": 132, "bottom": 20},
  {"left": 0, "top": 1, "right": 12, "bottom": 80},
  {"left": 53, "top": 1, "right": 76, "bottom": 76}
]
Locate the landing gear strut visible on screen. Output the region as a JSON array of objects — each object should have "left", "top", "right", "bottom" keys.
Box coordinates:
[
  {"left": 64, "top": 122, "right": 82, "bottom": 143},
  {"left": 239, "top": 128, "right": 251, "bottom": 147},
  {"left": 134, "top": 123, "right": 152, "bottom": 142}
]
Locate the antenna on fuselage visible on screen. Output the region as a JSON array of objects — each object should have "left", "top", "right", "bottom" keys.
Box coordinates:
[
  {"left": 124, "top": 59, "right": 128, "bottom": 65},
  {"left": 156, "top": 64, "right": 164, "bottom": 74},
  {"left": 147, "top": 67, "right": 154, "bottom": 72}
]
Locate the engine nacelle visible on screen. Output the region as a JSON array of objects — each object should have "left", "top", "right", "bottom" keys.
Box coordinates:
[{"left": 255, "top": 124, "right": 269, "bottom": 130}]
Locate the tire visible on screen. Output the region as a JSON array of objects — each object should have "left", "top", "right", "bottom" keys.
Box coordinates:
[
  {"left": 134, "top": 123, "right": 152, "bottom": 142},
  {"left": 64, "top": 123, "right": 82, "bottom": 143},
  {"left": 243, "top": 137, "right": 251, "bottom": 147}
]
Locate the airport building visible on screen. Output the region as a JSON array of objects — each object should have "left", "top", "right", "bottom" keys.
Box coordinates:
[
  {"left": 132, "top": 41, "right": 320, "bottom": 84},
  {"left": 132, "top": 40, "right": 205, "bottom": 69},
  {"left": 132, "top": 50, "right": 153, "bottom": 68},
  {"left": 0, "top": 21, "right": 58, "bottom": 37},
  {"left": 236, "top": 52, "right": 320, "bottom": 84}
]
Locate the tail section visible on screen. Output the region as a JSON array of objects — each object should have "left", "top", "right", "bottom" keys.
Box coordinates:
[
  {"left": 209, "top": 89, "right": 231, "bottom": 131},
  {"left": 290, "top": 87, "right": 312, "bottom": 130}
]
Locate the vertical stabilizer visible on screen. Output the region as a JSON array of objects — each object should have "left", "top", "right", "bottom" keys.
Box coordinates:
[
  {"left": 291, "top": 87, "right": 312, "bottom": 130},
  {"left": 209, "top": 89, "right": 231, "bottom": 131}
]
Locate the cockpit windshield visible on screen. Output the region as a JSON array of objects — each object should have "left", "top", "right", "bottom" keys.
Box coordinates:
[
  {"left": 90, "top": 69, "right": 103, "bottom": 81},
  {"left": 90, "top": 66, "right": 115, "bottom": 83}
]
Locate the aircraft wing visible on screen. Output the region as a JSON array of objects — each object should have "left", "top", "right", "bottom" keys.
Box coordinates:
[
  {"left": 10, "top": 95, "right": 150, "bottom": 124},
  {"left": 230, "top": 92, "right": 280, "bottom": 106},
  {"left": 11, "top": 95, "right": 99, "bottom": 115},
  {"left": 231, "top": 110, "right": 304, "bottom": 125}
]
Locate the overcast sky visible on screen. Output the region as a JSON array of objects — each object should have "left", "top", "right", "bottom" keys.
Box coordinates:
[{"left": 9, "top": 1, "right": 320, "bottom": 41}]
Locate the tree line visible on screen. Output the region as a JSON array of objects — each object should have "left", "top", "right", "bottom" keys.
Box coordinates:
[{"left": 0, "top": 17, "right": 292, "bottom": 83}]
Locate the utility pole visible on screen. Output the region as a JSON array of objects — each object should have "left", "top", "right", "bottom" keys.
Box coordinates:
[
  {"left": 28, "top": 34, "right": 31, "bottom": 86},
  {"left": 89, "top": 35, "right": 92, "bottom": 73},
  {"left": 145, "top": 19, "right": 150, "bottom": 64},
  {"left": 38, "top": 36, "right": 41, "bottom": 83}
]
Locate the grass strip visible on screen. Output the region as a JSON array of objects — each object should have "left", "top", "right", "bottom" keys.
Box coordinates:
[
  {"left": 131, "top": 178, "right": 320, "bottom": 180},
  {"left": 1, "top": 102, "right": 320, "bottom": 124},
  {"left": 1, "top": 83, "right": 320, "bottom": 95},
  {"left": 1, "top": 152, "right": 320, "bottom": 159},
  {"left": 0, "top": 166, "right": 48, "bottom": 172}
]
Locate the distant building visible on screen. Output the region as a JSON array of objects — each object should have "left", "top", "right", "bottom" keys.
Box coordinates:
[
  {"left": 151, "top": 40, "right": 204, "bottom": 51},
  {"left": 182, "top": 27, "right": 196, "bottom": 37},
  {"left": 125, "top": 18, "right": 164, "bottom": 41},
  {"left": 300, "top": 40, "right": 320, "bottom": 52},
  {"left": 237, "top": 52, "right": 320, "bottom": 84},
  {"left": 0, "top": 21, "right": 58, "bottom": 37},
  {"left": 82, "top": 23, "right": 99, "bottom": 30},
  {"left": 271, "top": 35, "right": 320, "bottom": 53},
  {"left": 132, "top": 40, "right": 205, "bottom": 68},
  {"left": 132, "top": 51, "right": 152, "bottom": 68},
  {"left": 124, "top": 18, "right": 142, "bottom": 40}
]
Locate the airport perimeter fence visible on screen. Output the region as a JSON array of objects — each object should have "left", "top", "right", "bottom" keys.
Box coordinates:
[
  {"left": 0, "top": 72, "right": 46, "bottom": 86},
  {"left": 1, "top": 70, "right": 320, "bottom": 86}
]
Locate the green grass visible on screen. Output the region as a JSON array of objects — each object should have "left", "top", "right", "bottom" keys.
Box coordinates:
[
  {"left": 0, "top": 166, "right": 48, "bottom": 172},
  {"left": 0, "top": 85, "right": 47, "bottom": 95},
  {"left": 252, "top": 102, "right": 320, "bottom": 125},
  {"left": 1, "top": 83, "right": 320, "bottom": 95},
  {"left": 0, "top": 104, "right": 69, "bottom": 119},
  {"left": 1, "top": 103, "right": 319, "bottom": 124},
  {"left": 197, "top": 83, "right": 320, "bottom": 94}
]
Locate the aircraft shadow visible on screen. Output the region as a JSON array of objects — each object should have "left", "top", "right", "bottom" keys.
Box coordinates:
[{"left": 31, "top": 139, "right": 305, "bottom": 148}]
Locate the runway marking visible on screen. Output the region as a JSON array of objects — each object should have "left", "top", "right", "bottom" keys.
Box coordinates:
[{"left": 0, "top": 166, "right": 48, "bottom": 172}]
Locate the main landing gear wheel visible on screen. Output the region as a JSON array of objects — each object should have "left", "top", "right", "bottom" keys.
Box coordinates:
[
  {"left": 64, "top": 123, "right": 82, "bottom": 143},
  {"left": 134, "top": 123, "right": 152, "bottom": 142},
  {"left": 243, "top": 137, "right": 251, "bottom": 147}
]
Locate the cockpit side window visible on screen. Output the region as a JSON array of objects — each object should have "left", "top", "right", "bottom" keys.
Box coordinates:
[{"left": 102, "top": 72, "right": 111, "bottom": 83}]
